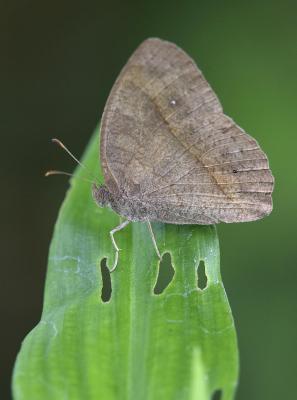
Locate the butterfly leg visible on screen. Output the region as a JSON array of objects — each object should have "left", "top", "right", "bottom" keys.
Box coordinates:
[
  {"left": 146, "top": 220, "right": 161, "bottom": 260},
  {"left": 109, "top": 220, "right": 130, "bottom": 272}
]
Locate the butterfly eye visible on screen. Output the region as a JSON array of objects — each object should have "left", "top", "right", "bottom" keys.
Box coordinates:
[{"left": 169, "top": 99, "right": 177, "bottom": 106}]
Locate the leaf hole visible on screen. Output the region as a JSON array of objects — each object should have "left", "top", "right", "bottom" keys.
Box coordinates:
[
  {"left": 211, "top": 389, "right": 222, "bottom": 400},
  {"left": 197, "top": 260, "right": 208, "bottom": 290},
  {"left": 100, "top": 258, "right": 112, "bottom": 302},
  {"left": 154, "top": 252, "right": 175, "bottom": 295}
]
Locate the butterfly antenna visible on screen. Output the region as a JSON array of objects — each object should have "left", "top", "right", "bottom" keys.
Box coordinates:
[
  {"left": 51, "top": 138, "right": 99, "bottom": 184},
  {"left": 45, "top": 170, "right": 95, "bottom": 184}
]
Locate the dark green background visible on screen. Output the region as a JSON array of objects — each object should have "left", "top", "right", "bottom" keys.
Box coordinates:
[{"left": 1, "top": 0, "right": 296, "bottom": 399}]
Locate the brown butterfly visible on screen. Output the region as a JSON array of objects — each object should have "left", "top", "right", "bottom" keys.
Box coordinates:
[
  {"left": 91, "top": 38, "right": 274, "bottom": 270},
  {"left": 49, "top": 38, "right": 274, "bottom": 271}
]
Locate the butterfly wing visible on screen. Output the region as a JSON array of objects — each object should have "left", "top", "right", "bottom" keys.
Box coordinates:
[{"left": 100, "top": 38, "right": 274, "bottom": 224}]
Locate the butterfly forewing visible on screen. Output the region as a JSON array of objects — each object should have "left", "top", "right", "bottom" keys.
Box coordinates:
[{"left": 100, "top": 38, "right": 274, "bottom": 224}]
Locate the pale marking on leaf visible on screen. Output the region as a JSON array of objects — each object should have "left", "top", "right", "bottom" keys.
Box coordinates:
[
  {"left": 50, "top": 255, "right": 81, "bottom": 273},
  {"left": 198, "top": 321, "right": 234, "bottom": 336},
  {"left": 40, "top": 320, "right": 58, "bottom": 338}
]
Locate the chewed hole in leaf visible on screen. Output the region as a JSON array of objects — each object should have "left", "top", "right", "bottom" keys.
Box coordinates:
[
  {"left": 211, "top": 389, "right": 222, "bottom": 400},
  {"left": 154, "top": 252, "right": 175, "bottom": 295},
  {"left": 197, "top": 260, "right": 208, "bottom": 290},
  {"left": 100, "top": 258, "right": 112, "bottom": 302}
]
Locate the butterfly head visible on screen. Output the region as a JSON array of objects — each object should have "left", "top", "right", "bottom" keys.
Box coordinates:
[{"left": 92, "top": 184, "right": 112, "bottom": 208}]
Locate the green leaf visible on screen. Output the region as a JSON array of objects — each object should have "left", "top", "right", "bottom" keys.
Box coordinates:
[{"left": 12, "top": 127, "right": 239, "bottom": 400}]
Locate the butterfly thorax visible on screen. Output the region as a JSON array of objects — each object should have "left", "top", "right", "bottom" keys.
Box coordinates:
[{"left": 92, "top": 183, "right": 150, "bottom": 221}]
